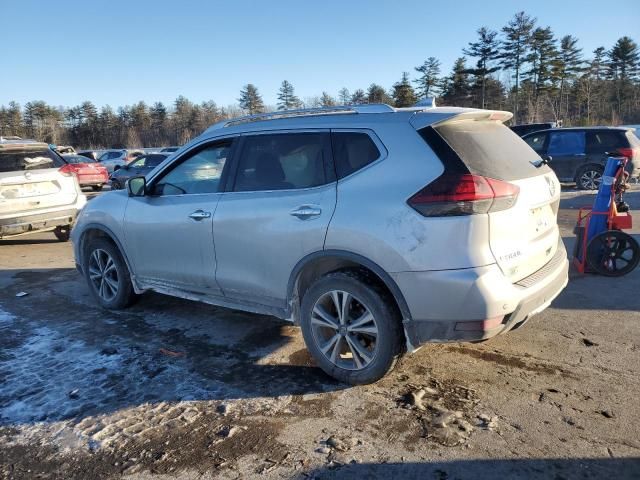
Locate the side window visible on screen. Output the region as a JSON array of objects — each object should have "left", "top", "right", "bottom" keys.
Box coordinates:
[
  {"left": 548, "top": 131, "right": 585, "bottom": 156},
  {"left": 146, "top": 154, "right": 166, "bottom": 167},
  {"left": 331, "top": 132, "right": 381, "bottom": 179},
  {"left": 233, "top": 133, "right": 327, "bottom": 192},
  {"left": 524, "top": 133, "right": 548, "bottom": 153},
  {"left": 586, "top": 131, "right": 624, "bottom": 153},
  {"left": 152, "top": 142, "right": 231, "bottom": 196},
  {"left": 129, "top": 157, "right": 146, "bottom": 168}
]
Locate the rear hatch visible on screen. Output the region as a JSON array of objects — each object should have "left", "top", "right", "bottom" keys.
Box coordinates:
[
  {"left": 0, "top": 144, "right": 78, "bottom": 216},
  {"left": 429, "top": 113, "right": 561, "bottom": 282}
]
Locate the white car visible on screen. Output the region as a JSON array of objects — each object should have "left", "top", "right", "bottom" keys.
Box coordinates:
[
  {"left": 0, "top": 139, "right": 86, "bottom": 241},
  {"left": 98, "top": 149, "right": 144, "bottom": 173}
]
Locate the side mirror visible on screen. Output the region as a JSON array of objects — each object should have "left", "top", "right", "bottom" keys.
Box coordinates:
[
  {"left": 127, "top": 176, "right": 146, "bottom": 197},
  {"left": 540, "top": 154, "right": 552, "bottom": 165}
]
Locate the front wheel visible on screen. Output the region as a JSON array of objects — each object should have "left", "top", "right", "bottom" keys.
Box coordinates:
[
  {"left": 576, "top": 165, "right": 604, "bottom": 190},
  {"left": 84, "top": 237, "right": 137, "bottom": 309},
  {"left": 300, "top": 271, "right": 404, "bottom": 385}
]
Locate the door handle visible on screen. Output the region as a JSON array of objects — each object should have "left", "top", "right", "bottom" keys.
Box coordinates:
[
  {"left": 188, "top": 209, "right": 211, "bottom": 221},
  {"left": 290, "top": 205, "right": 322, "bottom": 219}
]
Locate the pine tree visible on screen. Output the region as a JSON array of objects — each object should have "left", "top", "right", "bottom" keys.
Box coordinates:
[
  {"left": 338, "top": 88, "right": 350, "bottom": 105},
  {"left": 238, "top": 84, "right": 265, "bottom": 114},
  {"left": 607, "top": 36, "right": 640, "bottom": 119},
  {"left": 591, "top": 47, "right": 607, "bottom": 80},
  {"left": 320, "top": 92, "right": 336, "bottom": 107},
  {"left": 441, "top": 58, "right": 472, "bottom": 106},
  {"left": 463, "top": 28, "right": 500, "bottom": 108},
  {"left": 392, "top": 72, "right": 417, "bottom": 107},
  {"left": 553, "top": 34, "right": 583, "bottom": 121},
  {"left": 525, "top": 26, "right": 558, "bottom": 119},
  {"left": 277, "top": 80, "right": 301, "bottom": 110},
  {"left": 367, "top": 84, "right": 392, "bottom": 104},
  {"left": 350, "top": 89, "right": 367, "bottom": 104},
  {"left": 500, "top": 11, "right": 536, "bottom": 123},
  {"left": 414, "top": 57, "right": 442, "bottom": 99}
]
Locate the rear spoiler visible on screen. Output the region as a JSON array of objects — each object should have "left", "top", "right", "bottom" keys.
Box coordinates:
[{"left": 410, "top": 108, "right": 513, "bottom": 131}]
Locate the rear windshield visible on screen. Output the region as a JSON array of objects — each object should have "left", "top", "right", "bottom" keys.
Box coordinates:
[
  {"left": 63, "top": 154, "right": 95, "bottom": 164},
  {"left": 426, "top": 120, "right": 550, "bottom": 180},
  {"left": 0, "top": 147, "right": 65, "bottom": 173}
]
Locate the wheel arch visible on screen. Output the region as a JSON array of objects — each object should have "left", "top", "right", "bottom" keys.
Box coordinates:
[
  {"left": 287, "top": 250, "right": 415, "bottom": 345},
  {"left": 78, "top": 223, "right": 136, "bottom": 284}
]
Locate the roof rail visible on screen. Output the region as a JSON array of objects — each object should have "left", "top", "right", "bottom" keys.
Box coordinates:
[{"left": 208, "top": 104, "right": 396, "bottom": 131}]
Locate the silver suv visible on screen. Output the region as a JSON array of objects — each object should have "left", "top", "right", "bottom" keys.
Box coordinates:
[
  {"left": 72, "top": 105, "right": 569, "bottom": 384},
  {"left": 1, "top": 139, "right": 86, "bottom": 241}
]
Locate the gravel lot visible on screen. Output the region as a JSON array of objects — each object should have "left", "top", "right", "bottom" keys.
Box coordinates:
[{"left": 0, "top": 187, "right": 639, "bottom": 479}]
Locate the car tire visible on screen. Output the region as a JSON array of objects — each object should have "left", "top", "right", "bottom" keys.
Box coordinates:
[
  {"left": 300, "top": 271, "right": 404, "bottom": 385},
  {"left": 84, "top": 237, "right": 137, "bottom": 309},
  {"left": 54, "top": 225, "right": 71, "bottom": 242},
  {"left": 91, "top": 185, "right": 103, "bottom": 192},
  {"left": 576, "top": 165, "right": 604, "bottom": 190},
  {"left": 111, "top": 181, "right": 121, "bottom": 190}
]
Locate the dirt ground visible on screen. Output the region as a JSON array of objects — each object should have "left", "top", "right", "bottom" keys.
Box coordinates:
[{"left": 0, "top": 187, "right": 639, "bottom": 480}]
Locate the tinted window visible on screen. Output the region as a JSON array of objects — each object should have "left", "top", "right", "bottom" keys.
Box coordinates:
[
  {"left": 426, "top": 121, "right": 550, "bottom": 181},
  {"left": 524, "top": 132, "right": 548, "bottom": 152},
  {"left": 0, "top": 147, "right": 64, "bottom": 172},
  {"left": 234, "top": 133, "right": 327, "bottom": 192},
  {"left": 548, "top": 131, "right": 586, "bottom": 155},
  {"left": 146, "top": 154, "right": 167, "bottom": 167},
  {"left": 586, "top": 131, "right": 626, "bottom": 153},
  {"left": 331, "top": 132, "right": 380, "bottom": 179},
  {"left": 153, "top": 143, "right": 229, "bottom": 195}
]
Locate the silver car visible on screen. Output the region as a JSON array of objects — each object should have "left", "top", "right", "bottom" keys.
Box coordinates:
[
  {"left": 1, "top": 139, "right": 86, "bottom": 241},
  {"left": 72, "top": 105, "right": 569, "bottom": 384}
]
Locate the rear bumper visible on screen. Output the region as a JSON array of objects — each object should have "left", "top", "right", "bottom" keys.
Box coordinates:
[
  {"left": 395, "top": 242, "right": 569, "bottom": 346},
  {"left": 78, "top": 173, "right": 108, "bottom": 186},
  {"left": 0, "top": 203, "right": 84, "bottom": 239}
]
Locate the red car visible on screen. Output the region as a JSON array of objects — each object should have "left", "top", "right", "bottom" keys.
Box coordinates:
[{"left": 60, "top": 154, "right": 109, "bottom": 191}]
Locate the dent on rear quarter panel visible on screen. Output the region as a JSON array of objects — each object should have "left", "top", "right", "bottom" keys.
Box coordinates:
[{"left": 325, "top": 121, "right": 496, "bottom": 272}]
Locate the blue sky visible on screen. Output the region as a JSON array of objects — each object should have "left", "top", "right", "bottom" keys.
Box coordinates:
[{"left": 1, "top": 0, "right": 638, "bottom": 109}]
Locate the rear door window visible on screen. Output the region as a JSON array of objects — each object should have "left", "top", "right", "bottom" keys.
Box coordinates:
[
  {"left": 423, "top": 120, "right": 550, "bottom": 181},
  {"left": 0, "top": 147, "right": 64, "bottom": 172},
  {"left": 331, "top": 132, "right": 381, "bottom": 179},
  {"left": 233, "top": 133, "right": 329, "bottom": 192},
  {"left": 586, "top": 131, "right": 626, "bottom": 153},
  {"left": 548, "top": 131, "right": 586, "bottom": 156}
]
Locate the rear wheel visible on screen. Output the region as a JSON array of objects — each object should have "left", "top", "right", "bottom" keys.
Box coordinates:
[
  {"left": 586, "top": 230, "right": 640, "bottom": 276},
  {"left": 91, "top": 185, "right": 103, "bottom": 192},
  {"left": 84, "top": 237, "right": 137, "bottom": 308},
  {"left": 577, "top": 165, "right": 604, "bottom": 190},
  {"left": 300, "top": 271, "right": 404, "bottom": 385},
  {"left": 54, "top": 225, "right": 70, "bottom": 242}
]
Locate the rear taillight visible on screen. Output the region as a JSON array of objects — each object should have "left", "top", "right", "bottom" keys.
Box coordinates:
[
  {"left": 408, "top": 173, "right": 520, "bottom": 217},
  {"left": 615, "top": 147, "right": 634, "bottom": 159},
  {"left": 58, "top": 164, "right": 76, "bottom": 177}
]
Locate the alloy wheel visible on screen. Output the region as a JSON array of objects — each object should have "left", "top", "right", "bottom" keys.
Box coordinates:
[
  {"left": 310, "top": 290, "right": 379, "bottom": 371},
  {"left": 88, "top": 248, "right": 119, "bottom": 301},
  {"left": 580, "top": 170, "right": 602, "bottom": 190}
]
